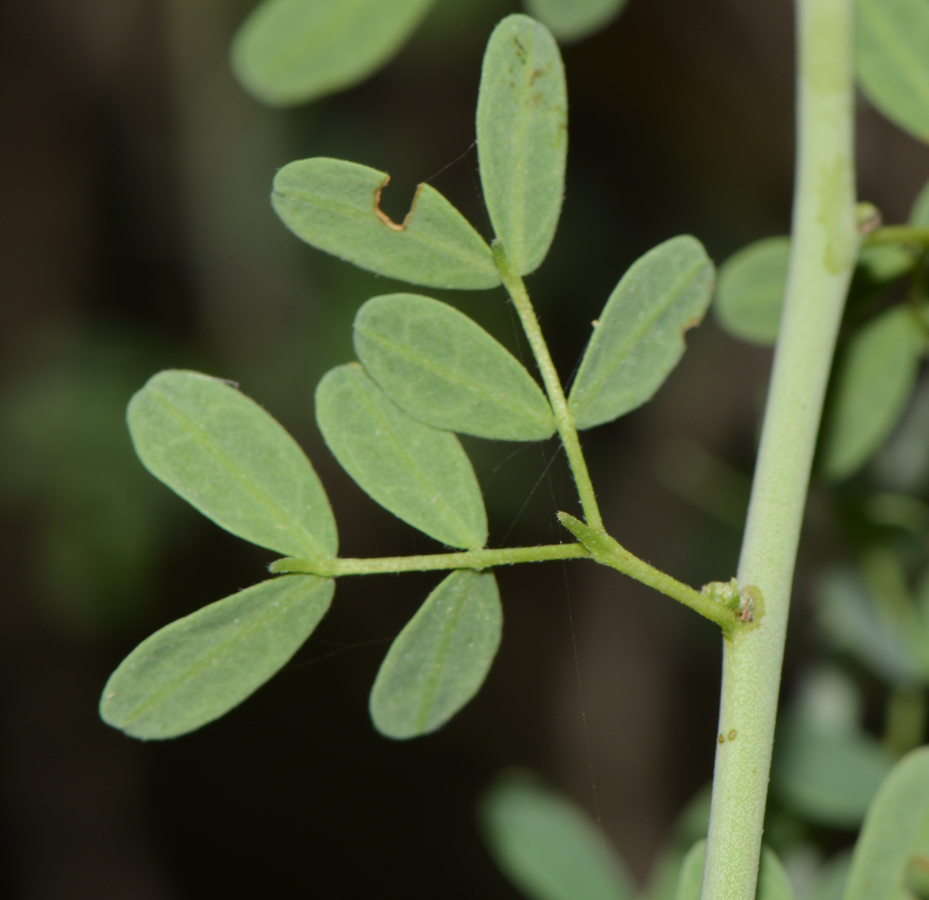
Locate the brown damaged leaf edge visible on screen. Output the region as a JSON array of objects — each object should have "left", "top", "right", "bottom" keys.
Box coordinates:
[{"left": 374, "top": 175, "right": 422, "bottom": 232}]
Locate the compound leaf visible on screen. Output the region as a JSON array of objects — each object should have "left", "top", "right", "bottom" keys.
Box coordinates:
[
  {"left": 481, "top": 771, "right": 636, "bottom": 900},
  {"left": 315, "top": 364, "right": 487, "bottom": 549},
  {"left": 820, "top": 307, "right": 923, "bottom": 481},
  {"left": 774, "top": 716, "right": 895, "bottom": 828},
  {"left": 568, "top": 236, "right": 714, "bottom": 429},
  {"left": 370, "top": 570, "right": 501, "bottom": 739},
  {"left": 231, "top": 0, "right": 436, "bottom": 107},
  {"left": 843, "top": 747, "right": 929, "bottom": 900},
  {"left": 912, "top": 179, "right": 929, "bottom": 226},
  {"left": 857, "top": 0, "right": 929, "bottom": 145},
  {"left": 272, "top": 158, "right": 499, "bottom": 290},
  {"left": 714, "top": 237, "right": 790, "bottom": 345},
  {"left": 128, "top": 370, "right": 337, "bottom": 559},
  {"left": 100, "top": 575, "right": 334, "bottom": 739},
  {"left": 524, "top": 0, "right": 628, "bottom": 42},
  {"left": 477, "top": 15, "right": 567, "bottom": 275},
  {"left": 354, "top": 293, "right": 554, "bottom": 441}
]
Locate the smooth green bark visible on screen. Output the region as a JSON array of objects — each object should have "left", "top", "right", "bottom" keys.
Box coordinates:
[{"left": 702, "top": 0, "right": 859, "bottom": 897}]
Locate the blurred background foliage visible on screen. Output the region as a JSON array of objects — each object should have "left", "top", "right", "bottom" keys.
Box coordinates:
[{"left": 1, "top": 0, "right": 928, "bottom": 897}]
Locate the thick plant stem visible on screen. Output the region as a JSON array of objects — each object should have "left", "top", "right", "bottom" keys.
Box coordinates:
[
  {"left": 492, "top": 242, "right": 605, "bottom": 532},
  {"left": 702, "top": 1, "right": 858, "bottom": 898}
]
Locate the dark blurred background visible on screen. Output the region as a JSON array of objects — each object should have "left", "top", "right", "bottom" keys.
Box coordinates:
[{"left": 1, "top": 0, "right": 927, "bottom": 896}]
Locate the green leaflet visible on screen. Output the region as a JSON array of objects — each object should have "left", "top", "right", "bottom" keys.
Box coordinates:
[
  {"left": 843, "top": 747, "right": 929, "bottom": 900},
  {"left": 128, "top": 370, "right": 337, "bottom": 559},
  {"left": 272, "top": 158, "right": 499, "bottom": 290},
  {"left": 675, "top": 842, "right": 793, "bottom": 900},
  {"left": 477, "top": 15, "right": 567, "bottom": 275},
  {"left": 856, "top": 0, "right": 929, "bottom": 145},
  {"left": 912, "top": 179, "right": 929, "bottom": 226},
  {"left": 354, "top": 293, "right": 555, "bottom": 441},
  {"left": 524, "top": 0, "right": 628, "bottom": 42},
  {"left": 820, "top": 307, "right": 923, "bottom": 481},
  {"left": 315, "top": 363, "right": 487, "bottom": 549},
  {"left": 714, "top": 237, "right": 790, "bottom": 346},
  {"left": 370, "top": 570, "right": 501, "bottom": 739},
  {"left": 568, "top": 236, "right": 714, "bottom": 429},
  {"left": 773, "top": 716, "right": 895, "bottom": 828},
  {"left": 100, "top": 575, "right": 334, "bottom": 739},
  {"left": 231, "top": 0, "right": 435, "bottom": 107},
  {"left": 480, "top": 771, "right": 636, "bottom": 900}
]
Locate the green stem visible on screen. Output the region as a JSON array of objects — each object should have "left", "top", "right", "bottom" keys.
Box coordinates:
[
  {"left": 492, "top": 241, "right": 605, "bottom": 532},
  {"left": 270, "top": 542, "right": 589, "bottom": 577},
  {"left": 865, "top": 225, "right": 929, "bottom": 248},
  {"left": 703, "top": 1, "right": 859, "bottom": 898},
  {"left": 558, "top": 513, "right": 749, "bottom": 636}
]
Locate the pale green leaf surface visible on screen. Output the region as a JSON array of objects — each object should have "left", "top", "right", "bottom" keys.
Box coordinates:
[
  {"left": 272, "top": 158, "right": 499, "bottom": 289},
  {"left": 568, "top": 236, "right": 714, "bottom": 429},
  {"left": 857, "top": 0, "right": 929, "bottom": 144},
  {"left": 820, "top": 307, "right": 923, "bottom": 481},
  {"left": 128, "top": 370, "right": 336, "bottom": 558},
  {"left": 809, "top": 854, "right": 852, "bottom": 900},
  {"left": 911, "top": 179, "right": 929, "bottom": 226},
  {"left": 675, "top": 842, "right": 793, "bottom": 900},
  {"left": 524, "top": 0, "right": 628, "bottom": 42},
  {"left": 714, "top": 237, "right": 790, "bottom": 345},
  {"left": 858, "top": 245, "right": 916, "bottom": 282},
  {"left": 370, "top": 570, "right": 501, "bottom": 738},
  {"left": 774, "top": 717, "right": 895, "bottom": 828},
  {"left": 843, "top": 747, "right": 929, "bottom": 900},
  {"left": 477, "top": 15, "right": 567, "bottom": 275},
  {"left": 100, "top": 575, "right": 334, "bottom": 739},
  {"left": 354, "top": 293, "right": 554, "bottom": 440},
  {"left": 315, "top": 364, "right": 487, "bottom": 549},
  {"left": 481, "top": 771, "right": 636, "bottom": 900},
  {"left": 231, "top": 0, "right": 435, "bottom": 106}
]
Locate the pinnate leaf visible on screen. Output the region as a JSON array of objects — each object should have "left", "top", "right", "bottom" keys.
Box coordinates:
[
  {"left": 100, "top": 575, "right": 334, "bottom": 739},
  {"left": 856, "top": 0, "right": 929, "bottom": 145},
  {"left": 481, "top": 771, "right": 636, "bottom": 900},
  {"left": 315, "top": 363, "right": 487, "bottom": 549},
  {"left": 272, "top": 158, "right": 499, "bottom": 290},
  {"left": 477, "top": 15, "right": 567, "bottom": 275},
  {"left": 568, "top": 236, "right": 714, "bottom": 429},
  {"left": 714, "top": 237, "right": 790, "bottom": 346},
  {"left": 370, "top": 570, "right": 501, "bottom": 738},
  {"left": 354, "top": 293, "right": 554, "bottom": 441},
  {"left": 524, "top": 0, "right": 628, "bottom": 42},
  {"left": 820, "top": 307, "right": 923, "bottom": 481},
  {"left": 231, "top": 0, "right": 435, "bottom": 107},
  {"left": 843, "top": 747, "right": 929, "bottom": 900},
  {"left": 128, "top": 370, "right": 337, "bottom": 559}
]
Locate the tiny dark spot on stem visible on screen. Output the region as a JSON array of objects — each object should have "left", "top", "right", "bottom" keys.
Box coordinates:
[
  {"left": 728, "top": 729, "right": 737, "bottom": 741},
  {"left": 717, "top": 733, "right": 725, "bottom": 744}
]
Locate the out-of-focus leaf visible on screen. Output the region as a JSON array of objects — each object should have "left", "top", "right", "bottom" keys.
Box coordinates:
[
  {"left": 843, "top": 747, "right": 929, "bottom": 900},
  {"left": 354, "top": 293, "right": 554, "bottom": 440},
  {"left": 645, "top": 786, "right": 712, "bottom": 900},
  {"left": 820, "top": 307, "right": 923, "bottom": 481},
  {"left": 912, "top": 179, "right": 929, "bottom": 226},
  {"left": 809, "top": 854, "right": 852, "bottom": 900},
  {"left": 675, "top": 842, "right": 793, "bottom": 900},
  {"left": 774, "top": 716, "right": 895, "bottom": 828},
  {"left": 714, "top": 237, "right": 789, "bottom": 345},
  {"left": 231, "top": 0, "right": 435, "bottom": 107},
  {"left": 315, "top": 364, "right": 487, "bottom": 549},
  {"left": 857, "top": 245, "right": 916, "bottom": 283},
  {"left": 816, "top": 568, "right": 924, "bottom": 685},
  {"left": 100, "top": 575, "right": 334, "bottom": 739},
  {"left": 272, "top": 158, "right": 499, "bottom": 290},
  {"left": 476, "top": 15, "right": 567, "bottom": 275},
  {"left": 370, "top": 570, "right": 501, "bottom": 738},
  {"left": 480, "top": 771, "right": 636, "bottom": 900},
  {"left": 856, "top": 0, "right": 929, "bottom": 145},
  {"left": 128, "top": 370, "right": 337, "bottom": 559},
  {"left": 524, "top": 0, "right": 628, "bottom": 42},
  {"left": 568, "top": 236, "right": 714, "bottom": 429}
]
